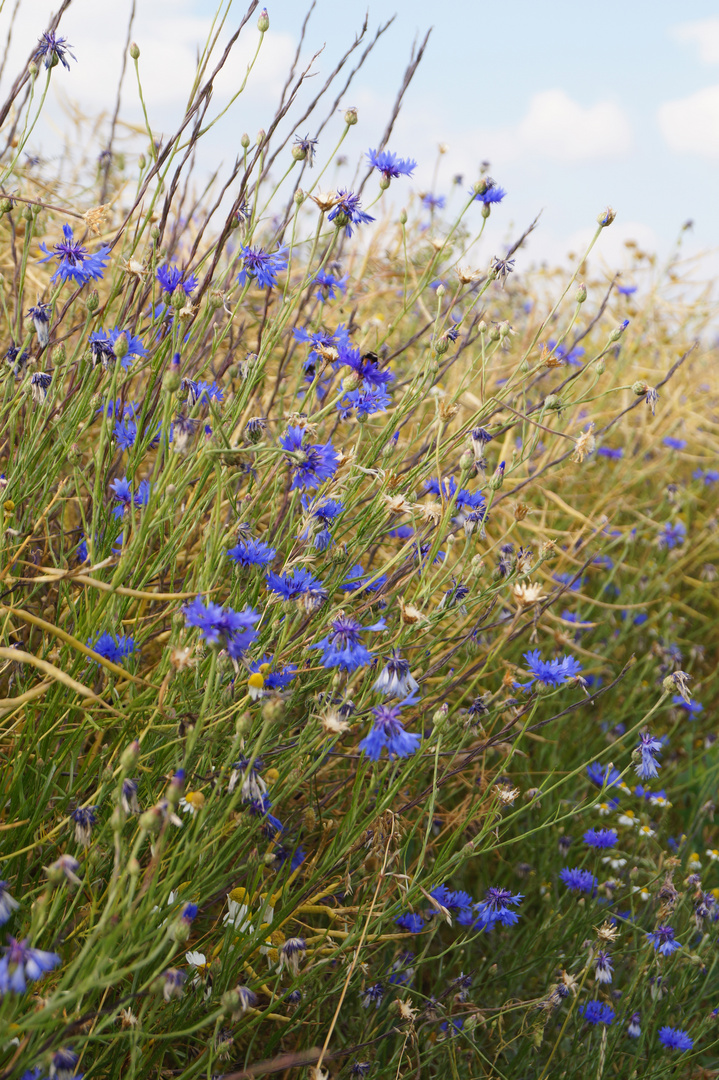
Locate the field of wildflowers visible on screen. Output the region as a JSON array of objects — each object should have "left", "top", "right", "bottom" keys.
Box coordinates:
[{"left": 0, "top": 4, "right": 718, "bottom": 1079}]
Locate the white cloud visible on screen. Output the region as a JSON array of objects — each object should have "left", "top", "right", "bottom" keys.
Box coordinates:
[
  {"left": 658, "top": 86, "right": 719, "bottom": 157},
  {"left": 514, "top": 90, "right": 632, "bottom": 161},
  {"left": 672, "top": 18, "right": 719, "bottom": 64}
]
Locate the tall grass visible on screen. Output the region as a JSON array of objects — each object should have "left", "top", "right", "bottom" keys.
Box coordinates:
[{"left": 0, "top": 4, "right": 718, "bottom": 1079}]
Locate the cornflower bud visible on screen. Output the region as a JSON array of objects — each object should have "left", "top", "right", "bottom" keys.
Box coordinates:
[
  {"left": 257, "top": 8, "right": 269, "bottom": 32},
  {"left": 0, "top": 198, "right": 12, "bottom": 214},
  {"left": 85, "top": 290, "right": 99, "bottom": 312},
  {"left": 399, "top": 208, "right": 407, "bottom": 224},
  {"left": 130, "top": 42, "right": 140, "bottom": 59},
  {"left": 544, "top": 394, "right": 563, "bottom": 411},
  {"left": 170, "top": 285, "right": 187, "bottom": 310},
  {"left": 595, "top": 357, "right": 606, "bottom": 374},
  {"left": 121, "top": 739, "right": 141, "bottom": 771},
  {"left": 241, "top": 133, "right": 250, "bottom": 148},
  {"left": 138, "top": 153, "right": 146, "bottom": 170},
  {"left": 598, "top": 207, "right": 616, "bottom": 227},
  {"left": 256, "top": 129, "right": 266, "bottom": 146},
  {"left": 608, "top": 319, "right": 629, "bottom": 343},
  {"left": 22, "top": 205, "right": 33, "bottom": 222},
  {"left": 576, "top": 283, "right": 587, "bottom": 303},
  {"left": 379, "top": 174, "right": 390, "bottom": 190},
  {"left": 489, "top": 461, "right": 505, "bottom": 490},
  {"left": 52, "top": 343, "right": 66, "bottom": 365},
  {"left": 459, "top": 449, "right": 474, "bottom": 474},
  {"left": 114, "top": 333, "right": 129, "bottom": 361},
  {"left": 344, "top": 107, "right": 358, "bottom": 125},
  {"left": 28, "top": 61, "right": 38, "bottom": 77},
  {"left": 488, "top": 325, "right": 501, "bottom": 342},
  {"left": 294, "top": 188, "right": 306, "bottom": 205}
]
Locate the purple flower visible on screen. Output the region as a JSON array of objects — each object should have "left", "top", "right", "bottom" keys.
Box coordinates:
[
  {"left": 583, "top": 828, "right": 618, "bottom": 849},
  {"left": 595, "top": 950, "right": 613, "bottom": 983},
  {"left": 646, "top": 925, "right": 680, "bottom": 956},
  {"left": 586, "top": 762, "right": 622, "bottom": 788},
  {"left": 49, "top": 1047, "right": 83, "bottom": 1080},
  {"left": 658, "top": 1026, "right": 693, "bottom": 1051},
  {"left": 672, "top": 695, "right": 703, "bottom": 717},
  {"left": 627, "top": 1012, "right": 641, "bottom": 1038},
  {"left": 228, "top": 538, "right": 276, "bottom": 568},
  {"left": 183, "top": 598, "right": 260, "bottom": 658},
  {"left": 266, "top": 567, "right": 327, "bottom": 609},
  {"left": 311, "top": 615, "right": 386, "bottom": 672},
  {"left": 88, "top": 632, "right": 136, "bottom": 666},
  {"left": 237, "top": 245, "right": 287, "bottom": 289},
  {"left": 328, "top": 189, "right": 375, "bottom": 237},
  {"left": 396, "top": 912, "right": 425, "bottom": 933},
  {"left": 473, "top": 887, "right": 523, "bottom": 931},
  {"left": 516, "top": 650, "right": 582, "bottom": 690},
  {"left": 34, "top": 31, "right": 75, "bottom": 70},
  {"left": 422, "top": 193, "right": 446, "bottom": 211},
  {"left": 373, "top": 651, "right": 419, "bottom": 699},
  {"left": 110, "top": 476, "right": 150, "bottom": 518},
  {"left": 339, "top": 381, "right": 391, "bottom": 419},
  {"left": 0, "top": 936, "right": 60, "bottom": 993},
  {"left": 342, "top": 347, "right": 394, "bottom": 388},
  {"left": 248, "top": 656, "right": 297, "bottom": 691},
  {"left": 157, "top": 264, "right": 198, "bottom": 294},
  {"left": 361, "top": 982, "right": 384, "bottom": 1009},
  {"left": 658, "top": 521, "right": 686, "bottom": 550},
  {"left": 38, "top": 224, "right": 109, "bottom": 286},
  {"left": 560, "top": 867, "right": 597, "bottom": 893},
  {"left": 366, "top": 148, "right": 417, "bottom": 180},
  {"left": 0, "top": 882, "right": 19, "bottom": 925},
  {"left": 578, "top": 999, "right": 615, "bottom": 1025},
  {"left": 635, "top": 732, "right": 662, "bottom": 780},
  {"left": 359, "top": 704, "right": 421, "bottom": 761},
  {"left": 473, "top": 179, "right": 506, "bottom": 205},
  {"left": 663, "top": 437, "right": 686, "bottom": 450},
  {"left": 182, "top": 379, "right": 224, "bottom": 406},
  {"left": 314, "top": 268, "right": 347, "bottom": 301},
  {"left": 280, "top": 426, "right": 339, "bottom": 490}
]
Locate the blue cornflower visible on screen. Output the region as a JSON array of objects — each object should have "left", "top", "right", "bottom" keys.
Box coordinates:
[
  {"left": 422, "top": 193, "right": 446, "bottom": 211},
  {"left": 595, "top": 950, "right": 613, "bottom": 983},
  {"left": 182, "top": 378, "right": 223, "bottom": 406},
  {"left": 280, "top": 425, "right": 339, "bottom": 490},
  {"left": 0, "top": 936, "right": 60, "bottom": 993},
  {"left": 546, "top": 338, "right": 585, "bottom": 367},
  {"left": 251, "top": 656, "right": 298, "bottom": 692},
  {"left": 248, "top": 794, "right": 284, "bottom": 836},
  {"left": 663, "top": 437, "right": 687, "bottom": 450},
  {"left": 342, "top": 346, "right": 394, "bottom": 388},
  {"left": 396, "top": 912, "right": 425, "bottom": 933},
  {"left": 314, "top": 268, "right": 348, "bottom": 301},
  {"left": 0, "top": 882, "right": 19, "bottom": 925},
  {"left": 672, "top": 695, "right": 703, "bottom": 717},
  {"left": 387, "top": 951, "right": 415, "bottom": 986},
  {"left": 560, "top": 867, "right": 597, "bottom": 893},
  {"left": 473, "top": 179, "right": 506, "bottom": 205},
  {"left": 339, "top": 380, "right": 391, "bottom": 419},
  {"left": 38, "top": 224, "right": 110, "bottom": 286},
  {"left": 659, "top": 1026, "right": 693, "bottom": 1051},
  {"left": 266, "top": 567, "right": 327, "bottom": 610},
  {"left": 474, "top": 887, "right": 523, "bottom": 931},
  {"left": 578, "top": 1000, "right": 615, "bottom": 1026},
  {"left": 34, "top": 31, "right": 75, "bottom": 69},
  {"left": 359, "top": 704, "right": 421, "bottom": 761},
  {"left": 366, "top": 148, "right": 417, "bottom": 181},
  {"left": 180, "top": 902, "right": 198, "bottom": 924},
  {"left": 110, "top": 476, "right": 150, "bottom": 518},
  {"left": 646, "top": 925, "right": 680, "bottom": 956},
  {"left": 70, "top": 806, "right": 97, "bottom": 846},
  {"left": 228, "top": 538, "right": 276, "bottom": 568},
  {"left": 293, "top": 323, "right": 350, "bottom": 372},
  {"left": 658, "top": 521, "right": 686, "bottom": 550},
  {"left": 361, "top": 983, "right": 384, "bottom": 1009},
  {"left": 373, "top": 650, "right": 419, "bottom": 699},
  {"left": 183, "top": 598, "right": 260, "bottom": 658},
  {"left": 89, "top": 327, "right": 146, "bottom": 371},
  {"left": 293, "top": 132, "right": 318, "bottom": 165},
  {"left": 583, "top": 828, "right": 618, "bottom": 849},
  {"left": 156, "top": 264, "right": 198, "bottom": 294},
  {"left": 627, "top": 1012, "right": 641, "bottom": 1038},
  {"left": 114, "top": 418, "right": 137, "bottom": 450},
  {"left": 342, "top": 564, "right": 388, "bottom": 594},
  {"left": 88, "top": 632, "right": 136, "bottom": 666},
  {"left": 273, "top": 844, "right": 306, "bottom": 871},
  {"left": 4, "top": 345, "right": 29, "bottom": 378},
  {"left": 516, "top": 650, "right": 582, "bottom": 690},
  {"left": 328, "top": 189, "right": 375, "bottom": 237},
  {"left": 617, "top": 284, "right": 637, "bottom": 295},
  {"left": 26, "top": 301, "right": 51, "bottom": 346},
  {"left": 635, "top": 732, "right": 662, "bottom": 780},
  {"left": 50, "top": 1048, "right": 83, "bottom": 1080},
  {"left": 586, "top": 762, "right": 622, "bottom": 788},
  {"left": 312, "top": 615, "right": 386, "bottom": 672},
  {"left": 300, "top": 495, "right": 344, "bottom": 550},
  {"left": 237, "top": 244, "right": 287, "bottom": 289},
  {"left": 694, "top": 468, "right": 719, "bottom": 485},
  {"left": 598, "top": 446, "right": 623, "bottom": 460}
]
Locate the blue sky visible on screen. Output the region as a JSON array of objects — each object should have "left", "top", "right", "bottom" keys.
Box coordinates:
[{"left": 4, "top": 0, "right": 719, "bottom": 271}]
